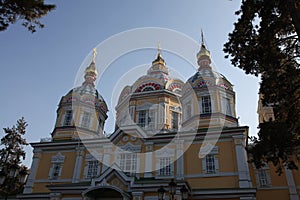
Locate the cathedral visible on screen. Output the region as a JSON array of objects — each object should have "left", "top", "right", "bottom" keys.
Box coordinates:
[{"left": 18, "top": 36, "right": 300, "bottom": 200}]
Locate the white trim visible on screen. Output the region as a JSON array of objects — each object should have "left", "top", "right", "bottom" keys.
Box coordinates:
[
  {"left": 32, "top": 179, "right": 73, "bottom": 183},
  {"left": 144, "top": 151, "right": 153, "bottom": 178},
  {"left": 23, "top": 150, "right": 41, "bottom": 194},
  {"left": 233, "top": 135, "right": 252, "bottom": 188},
  {"left": 185, "top": 171, "right": 238, "bottom": 178},
  {"left": 176, "top": 140, "right": 184, "bottom": 180},
  {"left": 72, "top": 149, "right": 84, "bottom": 183},
  {"left": 51, "top": 152, "right": 65, "bottom": 163},
  {"left": 285, "top": 167, "right": 299, "bottom": 200}
]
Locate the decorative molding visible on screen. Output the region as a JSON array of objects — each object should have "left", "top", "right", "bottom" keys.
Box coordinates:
[
  {"left": 155, "top": 147, "right": 175, "bottom": 158},
  {"left": 184, "top": 172, "right": 238, "bottom": 178},
  {"left": 51, "top": 152, "right": 65, "bottom": 163},
  {"left": 116, "top": 142, "right": 142, "bottom": 153}
]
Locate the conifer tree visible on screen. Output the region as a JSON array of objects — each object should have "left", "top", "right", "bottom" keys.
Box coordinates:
[{"left": 0, "top": 117, "right": 29, "bottom": 198}]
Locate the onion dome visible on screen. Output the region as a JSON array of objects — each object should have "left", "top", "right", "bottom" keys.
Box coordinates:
[
  {"left": 197, "top": 43, "right": 211, "bottom": 60},
  {"left": 147, "top": 43, "right": 169, "bottom": 81}
]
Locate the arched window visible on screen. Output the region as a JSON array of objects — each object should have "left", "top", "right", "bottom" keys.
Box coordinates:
[{"left": 142, "top": 86, "right": 154, "bottom": 92}]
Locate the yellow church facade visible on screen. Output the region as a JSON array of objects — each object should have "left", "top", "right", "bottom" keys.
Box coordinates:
[{"left": 19, "top": 37, "right": 300, "bottom": 200}]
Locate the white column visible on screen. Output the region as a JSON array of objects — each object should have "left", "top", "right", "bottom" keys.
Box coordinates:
[
  {"left": 72, "top": 147, "right": 84, "bottom": 183},
  {"left": 233, "top": 135, "right": 252, "bottom": 188},
  {"left": 144, "top": 142, "right": 153, "bottom": 178},
  {"left": 101, "top": 145, "right": 112, "bottom": 173},
  {"left": 285, "top": 167, "right": 299, "bottom": 200},
  {"left": 176, "top": 140, "right": 184, "bottom": 180},
  {"left": 23, "top": 149, "right": 41, "bottom": 194}
]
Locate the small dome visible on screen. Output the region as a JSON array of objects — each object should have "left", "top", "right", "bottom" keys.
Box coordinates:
[
  {"left": 186, "top": 69, "right": 233, "bottom": 91},
  {"left": 197, "top": 44, "right": 211, "bottom": 60},
  {"left": 69, "top": 84, "right": 105, "bottom": 102},
  {"left": 85, "top": 61, "right": 98, "bottom": 76}
]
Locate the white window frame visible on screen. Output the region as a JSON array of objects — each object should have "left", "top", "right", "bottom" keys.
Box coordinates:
[
  {"left": 255, "top": 164, "right": 271, "bottom": 187},
  {"left": 158, "top": 157, "right": 174, "bottom": 177},
  {"left": 51, "top": 163, "right": 62, "bottom": 180},
  {"left": 202, "top": 146, "right": 219, "bottom": 174},
  {"left": 49, "top": 152, "right": 65, "bottom": 180},
  {"left": 155, "top": 147, "right": 175, "bottom": 178},
  {"left": 84, "top": 154, "right": 101, "bottom": 179},
  {"left": 119, "top": 153, "right": 137, "bottom": 175},
  {"left": 86, "top": 160, "right": 99, "bottom": 178},
  {"left": 63, "top": 110, "right": 73, "bottom": 126},
  {"left": 184, "top": 101, "right": 192, "bottom": 120},
  {"left": 222, "top": 96, "right": 233, "bottom": 116},
  {"left": 80, "top": 111, "right": 92, "bottom": 129},
  {"left": 200, "top": 96, "right": 212, "bottom": 114},
  {"left": 205, "top": 155, "right": 216, "bottom": 174},
  {"left": 171, "top": 111, "right": 179, "bottom": 130},
  {"left": 136, "top": 109, "right": 156, "bottom": 129}
]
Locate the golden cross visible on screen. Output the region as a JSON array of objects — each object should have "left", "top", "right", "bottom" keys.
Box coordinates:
[
  {"left": 158, "top": 41, "right": 161, "bottom": 55},
  {"left": 92, "top": 48, "right": 97, "bottom": 63}
]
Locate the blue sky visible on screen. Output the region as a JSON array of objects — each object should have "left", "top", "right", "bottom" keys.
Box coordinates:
[{"left": 0, "top": 0, "right": 260, "bottom": 166}]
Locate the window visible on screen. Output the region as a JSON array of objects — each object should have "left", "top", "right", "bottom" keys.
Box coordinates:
[
  {"left": 87, "top": 160, "right": 99, "bottom": 178},
  {"left": 148, "top": 110, "right": 156, "bottom": 129},
  {"left": 51, "top": 163, "right": 62, "bottom": 179},
  {"left": 81, "top": 111, "right": 91, "bottom": 128},
  {"left": 201, "top": 96, "right": 211, "bottom": 114},
  {"left": 256, "top": 166, "right": 271, "bottom": 187},
  {"left": 158, "top": 157, "right": 173, "bottom": 176},
  {"left": 184, "top": 102, "right": 192, "bottom": 120},
  {"left": 97, "top": 117, "right": 103, "bottom": 133},
  {"left": 63, "top": 110, "right": 73, "bottom": 126},
  {"left": 84, "top": 154, "right": 102, "bottom": 179},
  {"left": 49, "top": 152, "right": 65, "bottom": 180},
  {"left": 171, "top": 112, "right": 179, "bottom": 129},
  {"left": 205, "top": 155, "right": 216, "bottom": 174},
  {"left": 137, "top": 110, "right": 147, "bottom": 127},
  {"left": 142, "top": 86, "right": 154, "bottom": 92},
  {"left": 201, "top": 147, "right": 219, "bottom": 175},
  {"left": 222, "top": 97, "right": 232, "bottom": 116},
  {"left": 137, "top": 110, "right": 156, "bottom": 129},
  {"left": 120, "top": 153, "right": 137, "bottom": 175}
]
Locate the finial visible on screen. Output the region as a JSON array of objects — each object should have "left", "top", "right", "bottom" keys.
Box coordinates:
[
  {"left": 201, "top": 29, "right": 204, "bottom": 45},
  {"left": 197, "top": 29, "right": 211, "bottom": 68},
  {"left": 158, "top": 41, "right": 161, "bottom": 56},
  {"left": 152, "top": 41, "right": 166, "bottom": 66},
  {"left": 92, "top": 48, "right": 97, "bottom": 63}
]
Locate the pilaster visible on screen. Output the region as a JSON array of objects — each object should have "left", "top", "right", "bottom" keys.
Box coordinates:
[{"left": 23, "top": 149, "right": 42, "bottom": 194}]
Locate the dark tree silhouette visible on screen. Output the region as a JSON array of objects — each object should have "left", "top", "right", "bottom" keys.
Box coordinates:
[
  {"left": 0, "top": 0, "right": 56, "bottom": 33},
  {"left": 0, "top": 117, "right": 29, "bottom": 198},
  {"left": 224, "top": 0, "right": 300, "bottom": 175}
]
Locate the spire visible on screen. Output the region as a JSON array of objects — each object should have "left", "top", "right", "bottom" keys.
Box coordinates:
[
  {"left": 201, "top": 29, "right": 204, "bottom": 45},
  {"left": 197, "top": 30, "right": 211, "bottom": 69},
  {"left": 84, "top": 48, "right": 98, "bottom": 85}
]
